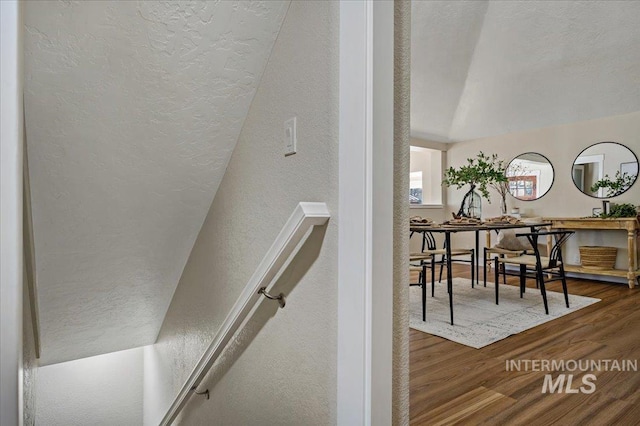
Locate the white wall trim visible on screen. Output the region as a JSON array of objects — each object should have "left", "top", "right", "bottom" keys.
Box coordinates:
[
  {"left": 409, "top": 137, "right": 449, "bottom": 152},
  {"left": 338, "top": 1, "right": 394, "bottom": 424},
  {"left": 1, "top": 1, "right": 24, "bottom": 424}
]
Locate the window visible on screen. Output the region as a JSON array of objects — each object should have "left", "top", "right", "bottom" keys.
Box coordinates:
[
  {"left": 508, "top": 175, "right": 537, "bottom": 200},
  {"left": 410, "top": 171, "right": 423, "bottom": 204},
  {"left": 410, "top": 146, "right": 442, "bottom": 206}
]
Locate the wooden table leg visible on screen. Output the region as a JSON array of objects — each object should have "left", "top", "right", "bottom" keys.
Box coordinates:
[{"left": 628, "top": 229, "right": 636, "bottom": 288}]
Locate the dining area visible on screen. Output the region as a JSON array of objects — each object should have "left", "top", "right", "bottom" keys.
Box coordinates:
[
  {"left": 408, "top": 3, "right": 640, "bottom": 422},
  {"left": 406, "top": 144, "right": 640, "bottom": 426},
  {"left": 409, "top": 140, "right": 639, "bottom": 337},
  {"left": 407, "top": 138, "right": 638, "bottom": 426},
  {"left": 409, "top": 216, "right": 576, "bottom": 326}
]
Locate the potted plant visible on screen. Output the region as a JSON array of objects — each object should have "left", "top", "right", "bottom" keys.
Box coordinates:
[
  {"left": 589, "top": 171, "right": 636, "bottom": 197},
  {"left": 595, "top": 203, "right": 638, "bottom": 218},
  {"left": 443, "top": 152, "right": 508, "bottom": 218}
]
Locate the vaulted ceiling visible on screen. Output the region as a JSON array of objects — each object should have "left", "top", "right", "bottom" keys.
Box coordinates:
[
  {"left": 411, "top": 0, "right": 640, "bottom": 143},
  {"left": 24, "top": 1, "right": 289, "bottom": 365}
]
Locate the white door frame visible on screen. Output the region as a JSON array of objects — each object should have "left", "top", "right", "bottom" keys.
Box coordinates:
[
  {"left": 574, "top": 154, "right": 605, "bottom": 197},
  {"left": 337, "top": 1, "right": 394, "bottom": 424},
  {"left": 1, "top": 1, "right": 24, "bottom": 425}
]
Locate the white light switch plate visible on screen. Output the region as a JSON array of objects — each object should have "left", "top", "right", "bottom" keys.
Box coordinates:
[{"left": 284, "top": 117, "right": 297, "bottom": 156}]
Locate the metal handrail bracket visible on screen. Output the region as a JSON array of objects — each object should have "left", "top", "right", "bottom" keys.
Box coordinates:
[{"left": 160, "top": 202, "right": 330, "bottom": 425}]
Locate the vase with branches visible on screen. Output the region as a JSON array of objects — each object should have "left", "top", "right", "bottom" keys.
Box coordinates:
[{"left": 443, "top": 152, "right": 508, "bottom": 218}]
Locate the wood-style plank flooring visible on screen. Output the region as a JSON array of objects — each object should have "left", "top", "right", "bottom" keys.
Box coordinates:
[{"left": 410, "top": 264, "right": 640, "bottom": 426}]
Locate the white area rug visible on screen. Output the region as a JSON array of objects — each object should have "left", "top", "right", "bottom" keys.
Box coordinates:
[{"left": 410, "top": 278, "right": 600, "bottom": 349}]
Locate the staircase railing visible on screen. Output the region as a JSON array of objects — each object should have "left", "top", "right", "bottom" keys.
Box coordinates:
[{"left": 159, "top": 202, "right": 330, "bottom": 425}]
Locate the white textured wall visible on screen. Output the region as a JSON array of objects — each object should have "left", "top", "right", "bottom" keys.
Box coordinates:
[
  {"left": 23, "top": 0, "right": 289, "bottom": 365},
  {"left": 143, "top": 345, "right": 171, "bottom": 426},
  {"left": 36, "top": 348, "right": 143, "bottom": 426},
  {"left": 144, "top": 1, "right": 338, "bottom": 424},
  {"left": 447, "top": 111, "right": 640, "bottom": 279}
]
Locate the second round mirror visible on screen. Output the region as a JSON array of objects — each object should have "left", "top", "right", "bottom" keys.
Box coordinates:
[{"left": 571, "top": 142, "right": 638, "bottom": 198}]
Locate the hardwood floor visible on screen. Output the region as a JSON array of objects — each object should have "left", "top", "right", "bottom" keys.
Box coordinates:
[{"left": 410, "top": 264, "right": 640, "bottom": 425}]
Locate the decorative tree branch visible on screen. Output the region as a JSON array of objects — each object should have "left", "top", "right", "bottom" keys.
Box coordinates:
[
  {"left": 443, "top": 152, "right": 508, "bottom": 217},
  {"left": 488, "top": 157, "right": 510, "bottom": 215}
]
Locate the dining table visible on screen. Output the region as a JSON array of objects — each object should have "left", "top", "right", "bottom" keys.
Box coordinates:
[{"left": 410, "top": 220, "right": 551, "bottom": 325}]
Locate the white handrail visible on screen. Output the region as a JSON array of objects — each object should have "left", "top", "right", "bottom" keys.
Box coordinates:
[{"left": 160, "top": 202, "right": 330, "bottom": 425}]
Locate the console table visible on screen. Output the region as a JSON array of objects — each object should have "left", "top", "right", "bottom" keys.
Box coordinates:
[{"left": 544, "top": 217, "right": 640, "bottom": 288}]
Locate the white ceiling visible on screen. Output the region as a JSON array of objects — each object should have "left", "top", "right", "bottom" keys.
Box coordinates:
[
  {"left": 411, "top": 0, "right": 640, "bottom": 143},
  {"left": 24, "top": 1, "right": 289, "bottom": 365}
]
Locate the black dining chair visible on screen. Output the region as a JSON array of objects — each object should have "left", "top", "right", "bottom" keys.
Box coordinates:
[
  {"left": 483, "top": 228, "right": 542, "bottom": 287},
  {"left": 409, "top": 254, "right": 430, "bottom": 321},
  {"left": 493, "top": 230, "right": 574, "bottom": 314},
  {"left": 409, "top": 231, "right": 474, "bottom": 324},
  {"left": 411, "top": 231, "right": 475, "bottom": 295},
  {"left": 484, "top": 245, "right": 527, "bottom": 287}
]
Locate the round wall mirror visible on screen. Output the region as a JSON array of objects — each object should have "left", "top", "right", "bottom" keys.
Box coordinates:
[
  {"left": 571, "top": 142, "right": 638, "bottom": 198},
  {"left": 506, "top": 152, "right": 554, "bottom": 201}
]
